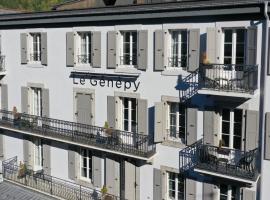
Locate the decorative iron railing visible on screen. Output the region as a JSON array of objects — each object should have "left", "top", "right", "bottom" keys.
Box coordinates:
[
  {"left": 29, "top": 53, "right": 41, "bottom": 62},
  {"left": 120, "top": 55, "right": 137, "bottom": 66},
  {"left": 0, "top": 110, "right": 155, "bottom": 158},
  {"left": 168, "top": 56, "right": 187, "bottom": 68},
  {"left": 199, "top": 64, "right": 258, "bottom": 93},
  {"left": 2, "top": 157, "right": 119, "bottom": 200},
  {"left": 78, "top": 54, "right": 91, "bottom": 64}
]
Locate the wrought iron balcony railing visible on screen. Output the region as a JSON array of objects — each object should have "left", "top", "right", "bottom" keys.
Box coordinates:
[
  {"left": 29, "top": 53, "right": 41, "bottom": 62},
  {"left": 0, "top": 110, "right": 155, "bottom": 159},
  {"left": 180, "top": 140, "right": 259, "bottom": 181},
  {"left": 2, "top": 156, "right": 119, "bottom": 200},
  {"left": 0, "top": 55, "right": 5, "bottom": 72},
  {"left": 77, "top": 54, "right": 91, "bottom": 64},
  {"left": 199, "top": 64, "right": 258, "bottom": 93},
  {"left": 120, "top": 55, "right": 137, "bottom": 66}
]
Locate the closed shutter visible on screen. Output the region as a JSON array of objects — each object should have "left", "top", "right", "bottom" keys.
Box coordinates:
[
  {"left": 107, "top": 31, "right": 117, "bottom": 69},
  {"left": 154, "top": 102, "right": 166, "bottom": 143},
  {"left": 137, "top": 99, "right": 148, "bottom": 135},
  {"left": 76, "top": 93, "right": 92, "bottom": 125},
  {"left": 1, "top": 84, "right": 8, "bottom": 110},
  {"left": 206, "top": 27, "right": 221, "bottom": 63},
  {"left": 186, "top": 178, "right": 197, "bottom": 200},
  {"left": 153, "top": 168, "right": 162, "bottom": 200},
  {"left": 242, "top": 188, "right": 256, "bottom": 200},
  {"left": 68, "top": 145, "right": 76, "bottom": 180},
  {"left": 188, "top": 29, "right": 200, "bottom": 72},
  {"left": 20, "top": 33, "right": 28, "bottom": 64},
  {"left": 203, "top": 109, "right": 219, "bottom": 146},
  {"left": 107, "top": 96, "right": 116, "bottom": 129},
  {"left": 92, "top": 156, "right": 102, "bottom": 188},
  {"left": 265, "top": 112, "right": 270, "bottom": 160},
  {"left": 124, "top": 161, "right": 136, "bottom": 200},
  {"left": 245, "top": 110, "right": 259, "bottom": 151},
  {"left": 106, "top": 158, "right": 120, "bottom": 196},
  {"left": 186, "top": 108, "right": 197, "bottom": 146},
  {"left": 23, "top": 135, "right": 31, "bottom": 165},
  {"left": 203, "top": 182, "right": 219, "bottom": 200},
  {"left": 0, "top": 133, "right": 4, "bottom": 159},
  {"left": 66, "top": 32, "right": 75, "bottom": 67},
  {"left": 42, "top": 88, "right": 49, "bottom": 117},
  {"left": 41, "top": 32, "right": 48, "bottom": 66},
  {"left": 42, "top": 140, "right": 51, "bottom": 175},
  {"left": 138, "top": 30, "right": 148, "bottom": 70},
  {"left": 246, "top": 27, "right": 257, "bottom": 66},
  {"left": 91, "top": 31, "right": 101, "bottom": 68},
  {"left": 154, "top": 30, "right": 165, "bottom": 71},
  {"left": 21, "top": 87, "right": 28, "bottom": 114}
]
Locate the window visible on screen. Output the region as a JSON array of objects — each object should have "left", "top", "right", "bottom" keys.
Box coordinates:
[
  {"left": 29, "top": 33, "right": 41, "bottom": 62},
  {"left": 77, "top": 32, "right": 92, "bottom": 64},
  {"left": 29, "top": 87, "right": 42, "bottom": 116},
  {"left": 223, "top": 29, "right": 245, "bottom": 65},
  {"left": 169, "top": 30, "right": 188, "bottom": 68},
  {"left": 167, "top": 172, "right": 185, "bottom": 200},
  {"left": 220, "top": 184, "right": 239, "bottom": 200},
  {"left": 121, "top": 97, "right": 137, "bottom": 133},
  {"left": 168, "top": 102, "right": 186, "bottom": 142},
  {"left": 221, "top": 109, "right": 242, "bottom": 150},
  {"left": 33, "top": 138, "right": 43, "bottom": 171},
  {"left": 80, "top": 148, "right": 92, "bottom": 180},
  {"left": 120, "top": 31, "right": 137, "bottom": 66}
]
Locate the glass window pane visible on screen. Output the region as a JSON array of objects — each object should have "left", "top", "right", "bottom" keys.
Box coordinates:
[
  {"left": 234, "top": 110, "right": 242, "bottom": 122},
  {"left": 222, "top": 109, "right": 230, "bottom": 121},
  {"left": 224, "top": 30, "right": 232, "bottom": 42},
  {"left": 222, "top": 135, "right": 230, "bottom": 147},
  {"left": 222, "top": 122, "right": 230, "bottom": 134},
  {"left": 233, "top": 137, "right": 241, "bottom": 149},
  {"left": 237, "top": 29, "right": 245, "bottom": 43}
]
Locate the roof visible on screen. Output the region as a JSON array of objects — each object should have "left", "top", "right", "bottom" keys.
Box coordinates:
[{"left": 0, "top": 181, "right": 56, "bottom": 200}]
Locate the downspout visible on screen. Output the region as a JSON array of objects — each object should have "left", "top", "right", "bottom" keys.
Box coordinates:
[{"left": 259, "top": 1, "right": 268, "bottom": 200}]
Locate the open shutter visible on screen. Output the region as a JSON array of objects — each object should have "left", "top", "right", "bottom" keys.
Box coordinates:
[
  {"left": 20, "top": 33, "right": 28, "bottom": 64},
  {"left": 107, "top": 31, "right": 117, "bottom": 69},
  {"left": 137, "top": 99, "right": 148, "bottom": 135},
  {"left": 206, "top": 27, "right": 221, "bottom": 63},
  {"left": 203, "top": 109, "right": 219, "bottom": 146},
  {"left": 242, "top": 188, "right": 256, "bottom": 200},
  {"left": 153, "top": 169, "right": 162, "bottom": 200},
  {"left": 265, "top": 112, "right": 270, "bottom": 160},
  {"left": 203, "top": 182, "right": 219, "bottom": 200},
  {"left": 66, "top": 32, "right": 75, "bottom": 67},
  {"left": 41, "top": 32, "right": 48, "bottom": 66},
  {"left": 43, "top": 140, "right": 51, "bottom": 175},
  {"left": 154, "top": 30, "right": 165, "bottom": 71},
  {"left": 135, "top": 166, "right": 140, "bottom": 200},
  {"left": 23, "top": 135, "right": 31, "bottom": 165},
  {"left": 21, "top": 87, "right": 28, "bottom": 114},
  {"left": 154, "top": 102, "right": 166, "bottom": 143},
  {"left": 91, "top": 31, "right": 101, "bottom": 68},
  {"left": 188, "top": 29, "right": 200, "bottom": 72},
  {"left": 92, "top": 156, "right": 102, "bottom": 188},
  {"left": 106, "top": 158, "right": 120, "bottom": 196},
  {"left": 68, "top": 145, "right": 76, "bottom": 180},
  {"left": 186, "top": 178, "right": 197, "bottom": 200},
  {"left": 42, "top": 88, "right": 49, "bottom": 117},
  {"left": 1, "top": 84, "right": 8, "bottom": 110},
  {"left": 107, "top": 96, "right": 116, "bottom": 129},
  {"left": 186, "top": 108, "right": 197, "bottom": 146},
  {"left": 138, "top": 30, "right": 148, "bottom": 70},
  {"left": 246, "top": 27, "right": 257, "bottom": 66},
  {"left": 245, "top": 110, "right": 259, "bottom": 151},
  {"left": 125, "top": 161, "right": 136, "bottom": 200},
  {"left": 0, "top": 134, "right": 4, "bottom": 159}
]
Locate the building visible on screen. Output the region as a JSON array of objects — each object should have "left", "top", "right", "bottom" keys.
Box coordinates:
[{"left": 0, "top": 0, "right": 269, "bottom": 199}]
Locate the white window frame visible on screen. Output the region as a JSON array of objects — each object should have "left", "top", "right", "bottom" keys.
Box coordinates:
[
  {"left": 166, "top": 172, "right": 185, "bottom": 200},
  {"left": 219, "top": 184, "right": 239, "bottom": 200},
  {"left": 29, "top": 33, "right": 41, "bottom": 63},
  {"left": 29, "top": 87, "right": 42, "bottom": 117},
  {"left": 33, "top": 138, "right": 43, "bottom": 171},
  {"left": 76, "top": 32, "right": 92, "bottom": 66},
  {"left": 79, "top": 148, "right": 92, "bottom": 182}
]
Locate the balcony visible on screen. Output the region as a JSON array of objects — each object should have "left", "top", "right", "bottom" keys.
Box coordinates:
[
  {"left": 179, "top": 140, "right": 259, "bottom": 184},
  {"left": 0, "top": 110, "right": 156, "bottom": 160},
  {"left": 198, "top": 64, "right": 258, "bottom": 98},
  {"left": 2, "top": 157, "right": 119, "bottom": 200},
  {"left": 0, "top": 55, "right": 6, "bottom": 76}
]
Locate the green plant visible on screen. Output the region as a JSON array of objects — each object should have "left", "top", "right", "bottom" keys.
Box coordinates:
[
  {"left": 18, "top": 162, "right": 27, "bottom": 178},
  {"left": 101, "top": 185, "right": 108, "bottom": 196},
  {"left": 104, "top": 121, "right": 109, "bottom": 129}
]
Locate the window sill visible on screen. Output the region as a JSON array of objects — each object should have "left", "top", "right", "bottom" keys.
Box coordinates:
[
  {"left": 74, "top": 64, "right": 94, "bottom": 72},
  {"left": 161, "top": 67, "right": 189, "bottom": 76},
  {"left": 161, "top": 139, "right": 186, "bottom": 149},
  {"left": 76, "top": 178, "right": 94, "bottom": 188},
  {"left": 115, "top": 66, "right": 141, "bottom": 75}
]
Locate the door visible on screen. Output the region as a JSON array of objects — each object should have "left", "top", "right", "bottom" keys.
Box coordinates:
[{"left": 76, "top": 93, "right": 93, "bottom": 125}]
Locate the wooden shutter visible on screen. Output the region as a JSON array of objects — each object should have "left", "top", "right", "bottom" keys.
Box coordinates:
[
  {"left": 41, "top": 32, "right": 48, "bottom": 65},
  {"left": 203, "top": 182, "right": 219, "bottom": 200},
  {"left": 154, "top": 30, "right": 165, "bottom": 71},
  {"left": 106, "top": 158, "right": 120, "bottom": 196},
  {"left": 246, "top": 27, "right": 257, "bottom": 66},
  {"left": 154, "top": 102, "right": 166, "bottom": 143},
  {"left": 92, "top": 156, "right": 102, "bottom": 188},
  {"left": 107, "top": 96, "right": 116, "bottom": 129},
  {"left": 1, "top": 84, "right": 8, "bottom": 110},
  {"left": 21, "top": 86, "right": 28, "bottom": 114},
  {"left": 76, "top": 93, "right": 92, "bottom": 125},
  {"left": 186, "top": 178, "right": 197, "bottom": 200},
  {"left": 203, "top": 109, "right": 219, "bottom": 146},
  {"left": 137, "top": 99, "right": 148, "bottom": 135},
  {"left": 91, "top": 31, "right": 101, "bottom": 68},
  {"left": 0, "top": 134, "right": 4, "bottom": 159},
  {"left": 107, "top": 31, "right": 117, "bottom": 69},
  {"left": 42, "top": 88, "right": 49, "bottom": 117},
  {"left": 153, "top": 168, "right": 162, "bottom": 200},
  {"left": 23, "top": 135, "right": 31, "bottom": 165},
  {"left": 66, "top": 32, "right": 75, "bottom": 67},
  {"left": 124, "top": 161, "right": 136, "bottom": 200},
  {"left": 245, "top": 110, "right": 259, "bottom": 151},
  {"left": 188, "top": 29, "right": 200, "bottom": 72},
  {"left": 186, "top": 107, "right": 197, "bottom": 146},
  {"left": 42, "top": 140, "right": 51, "bottom": 175},
  {"left": 138, "top": 30, "right": 148, "bottom": 70},
  {"left": 265, "top": 112, "right": 270, "bottom": 160},
  {"left": 206, "top": 27, "right": 221, "bottom": 63},
  {"left": 68, "top": 145, "right": 76, "bottom": 180},
  {"left": 20, "top": 33, "right": 28, "bottom": 64},
  {"left": 242, "top": 188, "right": 256, "bottom": 200}
]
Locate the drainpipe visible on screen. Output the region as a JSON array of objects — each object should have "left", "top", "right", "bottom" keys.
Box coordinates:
[{"left": 259, "top": 1, "right": 268, "bottom": 200}]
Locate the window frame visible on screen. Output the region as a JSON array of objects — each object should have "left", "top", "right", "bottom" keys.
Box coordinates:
[
  {"left": 219, "top": 184, "right": 239, "bottom": 200},
  {"left": 29, "top": 33, "right": 42, "bottom": 63},
  {"left": 29, "top": 87, "right": 42, "bottom": 117},
  {"left": 167, "top": 171, "right": 185, "bottom": 200},
  {"left": 76, "top": 32, "right": 92, "bottom": 66},
  {"left": 79, "top": 148, "right": 93, "bottom": 182},
  {"left": 33, "top": 138, "right": 43, "bottom": 171}
]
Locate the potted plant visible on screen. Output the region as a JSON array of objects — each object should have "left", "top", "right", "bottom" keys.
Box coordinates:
[
  {"left": 18, "top": 162, "right": 27, "bottom": 179},
  {"left": 104, "top": 121, "right": 113, "bottom": 137},
  {"left": 101, "top": 185, "right": 112, "bottom": 200}
]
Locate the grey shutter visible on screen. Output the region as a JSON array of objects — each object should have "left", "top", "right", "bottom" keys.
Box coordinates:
[
  {"left": 188, "top": 29, "right": 200, "bottom": 72},
  {"left": 21, "top": 87, "right": 28, "bottom": 114},
  {"left": 76, "top": 93, "right": 92, "bottom": 125},
  {"left": 137, "top": 99, "right": 148, "bottom": 135},
  {"left": 66, "top": 32, "right": 75, "bottom": 67},
  {"left": 68, "top": 145, "right": 76, "bottom": 180},
  {"left": 265, "top": 112, "right": 270, "bottom": 160},
  {"left": 246, "top": 27, "right": 257, "bottom": 66},
  {"left": 41, "top": 32, "right": 48, "bottom": 66},
  {"left": 135, "top": 166, "right": 140, "bottom": 200},
  {"left": 43, "top": 140, "right": 51, "bottom": 175},
  {"left": 106, "top": 158, "right": 120, "bottom": 196},
  {"left": 124, "top": 161, "right": 136, "bottom": 200},
  {"left": 154, "top": 102, "right": 166, "bottom": 143},
  {"left": 203, "top": 109, "right": 219, "bottom": 146},
  {"left": 23, "top": 135, "right": 31, "bottom": 165},
  {"left": 186, "top": 178, "right": 197, "bottom": 200},
  {"left": 242, "top": 188, "right": 256, "bottom": 200},
  {"left": 206, "top": 27, "right": 221, "bottom": 63},
  {"left": 20, "top": 33, "right": 28, "bottom": 64},
  {"left": 107, "top": 96, "right": 116, "bottom": 129},
  {"left": 153, "top": 169, "right": 162, "bottom": 200},
  {"left": 92, "top": 156, "right": 102, "bottom": 188},
  {"left": 203, "top": 183, "right": 219, "bottom": 200},
  {"left": 42, "top": 88, "right": 49, "bottom": 117},
  {"left": 138, "top": 30, "right": 148, "bottom": 70},
  {"left": 186, "top": 108, "right": 197, "bottom": 146},
  {"left": 91, "top": 31, "right": 101, "bottom": 68},
  {"left": 245, "top": 110, "right": 259, "bottom": 151},
  {"left": 0, "top": 134, "right": 4, "bottom": 159},
  {"left": 154, "top": 30, "right": 165, "bottom": 71},
  {"left": 107, "top": 31, "right": 117, "bottom": 69},
  {"left": 1, "top": 84, "right": 8, "bottom": 110}
]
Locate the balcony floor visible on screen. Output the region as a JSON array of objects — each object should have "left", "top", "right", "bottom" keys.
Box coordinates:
[{"left": 198, "top": 89, "right": 255, "bottom": 98}]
